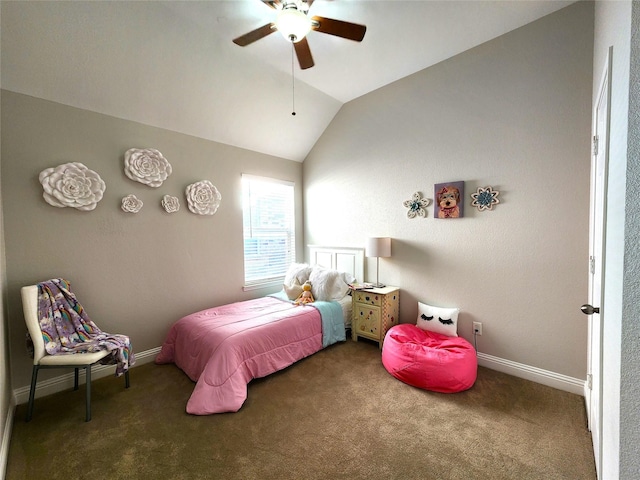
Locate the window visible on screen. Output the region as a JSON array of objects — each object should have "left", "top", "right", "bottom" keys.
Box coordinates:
[{"left": 242, "top": 175, "right": 295, "bottom": 288}]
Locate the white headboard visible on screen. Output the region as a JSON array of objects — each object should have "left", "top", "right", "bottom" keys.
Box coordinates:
[{"left": 308, "top": 245, "right": 365, "bottom": 283}]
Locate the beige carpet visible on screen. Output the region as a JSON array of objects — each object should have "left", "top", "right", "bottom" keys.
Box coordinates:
[{"left": 6, "top": 340, "right": 596, "bottom": 480}]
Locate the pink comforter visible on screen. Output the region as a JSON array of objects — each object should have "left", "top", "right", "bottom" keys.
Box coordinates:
[{"left": 155, "top": 296, "right": 323, "bottom": 414}]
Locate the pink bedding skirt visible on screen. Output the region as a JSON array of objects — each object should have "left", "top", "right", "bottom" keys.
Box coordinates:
[{"left": 156, "top": 296, "right": 323, "bottom": 414}]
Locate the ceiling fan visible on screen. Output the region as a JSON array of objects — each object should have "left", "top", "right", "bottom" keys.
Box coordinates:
[{"left": 232, "top": 0, "right": 367, "bottom": 70}]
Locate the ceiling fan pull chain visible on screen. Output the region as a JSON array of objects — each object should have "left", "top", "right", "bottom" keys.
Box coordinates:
[{"left": 291, "top": 43, "right": 296, "bottom": 116}]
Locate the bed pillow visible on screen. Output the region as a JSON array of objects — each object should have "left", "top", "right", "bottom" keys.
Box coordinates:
[
  {"left": 341, "top": 271, "right": 356, "bottom": 286},
  {"left": 309, "top": 267, "right": 350, "bottom": 301},
  {"left": 283, "top": 281, "right": 304, "bottom": 301},
  {"left": 283, "top": 263, "right": 312, "bottom": 287},
  {"left": 416, "top": 302, "right": 459, "bottom": 337}
]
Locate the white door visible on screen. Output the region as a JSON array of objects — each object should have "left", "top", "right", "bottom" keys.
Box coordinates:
[{"left": 583, "top": 47, "right": 611, "bottom": 479}]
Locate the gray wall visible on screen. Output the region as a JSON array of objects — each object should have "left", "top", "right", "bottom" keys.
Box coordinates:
[
  {"left": 622, "top": 3, "right": 639, "bottom": 470},
  {"left": 617, "top": 1, "right": 639, "bottom": 477},
  {"left": 1, "top": 91, "right": 303, "bottom": 390},
  {"left": 303, "top": 2, "right": 594, "bottom": 380}
]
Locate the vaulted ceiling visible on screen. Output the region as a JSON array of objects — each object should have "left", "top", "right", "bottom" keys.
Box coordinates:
[{"left": 1, "top": 0, "right": 574, "bottom": 161}]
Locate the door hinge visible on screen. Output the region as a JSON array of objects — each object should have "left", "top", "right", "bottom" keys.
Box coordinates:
[
  {"left": 587, "top": 373, "right": 593, "bottom": 390},
  {"left": 593, "top": 135, "right": 599, "bottom": 156},
  {"left": 590, "top": 256, "right": 596, "bottom": 275}
]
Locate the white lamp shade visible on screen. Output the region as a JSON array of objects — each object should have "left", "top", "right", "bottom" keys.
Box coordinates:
[
  {"left": 366, "top": 237, "right": 391, "bottom": 258},
  {"left": 276, "top": 8, "right": 312, "bottom": 42}
]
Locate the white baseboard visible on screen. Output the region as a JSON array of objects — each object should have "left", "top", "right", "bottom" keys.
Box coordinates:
[
  {"left": 477, "top": 352, "right": 586, "bottom": 396},
  {"left": 10, "top": 346, "right": 586, "bottom": 405},
  {"left": 12, "top": 347, "right": 161, "bottom": 406},
  {"left": 0, "top": 396, "right": 15, "bottom": 480}
]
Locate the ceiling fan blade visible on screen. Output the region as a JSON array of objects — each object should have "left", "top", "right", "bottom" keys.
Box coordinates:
[
  {"left": 262, "top": 0, "right": 282, "bottom": 9},
  {"left": 294, "top": 38, "right": 314, "bottom": 70},
  {"left": 311, "top": 16, "right": 366, "bottom": 42},
  {"left": 232, "top": 23, "right": 276, "bottom": 46}
]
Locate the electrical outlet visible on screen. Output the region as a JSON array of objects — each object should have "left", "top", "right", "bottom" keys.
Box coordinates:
[{"left": 473, "top": 321, "right": 483, "bottom": 336}]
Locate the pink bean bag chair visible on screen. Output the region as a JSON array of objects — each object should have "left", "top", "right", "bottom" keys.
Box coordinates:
[{"left": 381, "top": 323, "right": 477, "bottom": 393}]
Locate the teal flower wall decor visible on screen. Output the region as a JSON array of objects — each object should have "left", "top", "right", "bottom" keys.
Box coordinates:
[
  {"left": 403, "top": 191, "right": 430, "bottom": 218},
  {"left": 470, "top": 186, "right": 500, "bottom": 211}
]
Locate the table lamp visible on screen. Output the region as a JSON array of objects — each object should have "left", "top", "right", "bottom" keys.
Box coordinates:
[{"left": 366, "top": 237, "right": 391, "bottom": 288}]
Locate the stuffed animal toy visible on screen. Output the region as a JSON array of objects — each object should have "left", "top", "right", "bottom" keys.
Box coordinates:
[{"left": 295, "top": 281, "right": 314, "bottom": 305}]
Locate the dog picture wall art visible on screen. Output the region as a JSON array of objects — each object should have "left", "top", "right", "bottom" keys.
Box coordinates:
[{"left": 434, "top": 181, "right": 464, "bottom": 218}]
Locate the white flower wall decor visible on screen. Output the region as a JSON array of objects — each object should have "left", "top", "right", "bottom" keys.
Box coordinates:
[
  {"left": 470, "top": 186, "right": 501, "bottom": 211},
  {"left": 162, "top": 195, "right": 180, "bottom": 213},
  {"left": 185, "top": 180, "right": 222, "bottom": 216},
  {"left": 39, "top": 162, "right": 106, "bottom": 211},
  {"left": 124, "top": 148, "right": 172, "bottom": 187},
  {"left": 403, "top": 191, "right": 431, "bottom": 218},
  {"left": 121, "top": 194, "right": 143, "bottom": 213}
]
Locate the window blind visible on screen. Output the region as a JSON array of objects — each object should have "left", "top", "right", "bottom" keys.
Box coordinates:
[{"left": 242, "top": 175, "right": 295, "bottom": 287}]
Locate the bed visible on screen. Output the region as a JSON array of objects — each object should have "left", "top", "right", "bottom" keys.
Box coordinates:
[{"left": 155, "top": 246, "right": 364, "bottom": 415}]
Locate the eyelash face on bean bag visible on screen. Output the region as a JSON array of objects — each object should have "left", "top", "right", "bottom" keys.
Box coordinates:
[{"left": 416, "top": 302, "right": 460, "bottom": 337}]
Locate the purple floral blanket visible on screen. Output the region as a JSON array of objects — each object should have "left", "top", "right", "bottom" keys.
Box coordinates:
[{"left": 36, "top": 278, "right": 135, "bottom": 376}]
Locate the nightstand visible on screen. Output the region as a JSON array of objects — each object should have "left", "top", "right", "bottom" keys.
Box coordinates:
[{"left": 351, "top": 286, "right": 400, "bottom": 348}]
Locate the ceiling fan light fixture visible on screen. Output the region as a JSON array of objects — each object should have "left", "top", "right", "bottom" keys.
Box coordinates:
[{"left": 276, "top": 7, "right": 312, "bottom": 43}]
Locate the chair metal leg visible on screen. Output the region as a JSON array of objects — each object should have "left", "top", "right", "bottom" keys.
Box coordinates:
[
  {"left": 26, "top": 361, "right": 127, "bottom": 422},
  {"left": 26, "top": 365, "right": 39, "bottom": 422},
  {"left": 85, "top": 365, "right": 92, "bottom": 422}
]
